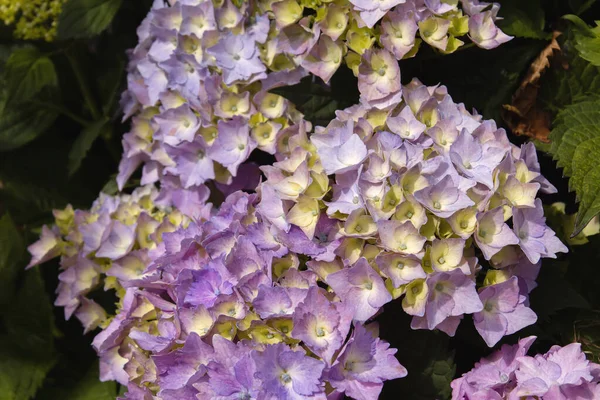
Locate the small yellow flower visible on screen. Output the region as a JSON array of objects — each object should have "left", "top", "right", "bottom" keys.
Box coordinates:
[{"left": 0, "top": 0, "right": 67, "bottom": 42}]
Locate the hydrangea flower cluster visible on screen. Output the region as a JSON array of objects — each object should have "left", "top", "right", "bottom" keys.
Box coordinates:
[
  {"left": 91, "top": 191, "right": 407, "bottom": 399},
  {"left": 118, "top": 0, "right": 512, "bottom": 193},
  {"left": 27, "top": 184, "right": 212, "bottom": 332},
  {"left": 451, "top": 336, "right": 600, "bottom": 399},
  {"left": 260, "top": 78, "right": 567, "bottom": 347},
  {"left": 31, "top": 188, "right": 407, "bottom": 399},
  {"left": 26, "top": 0, "right": 570, "bottom": 398}
]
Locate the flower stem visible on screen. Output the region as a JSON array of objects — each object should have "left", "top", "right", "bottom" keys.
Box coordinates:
[
  {"left": 31, "top": 100, "right": 91, "bottom": 127},
  {"left": 66, "top": 50, "right": 102, "bottom": 120}
]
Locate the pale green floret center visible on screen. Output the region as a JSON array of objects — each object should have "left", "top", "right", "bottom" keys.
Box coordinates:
[
  {"left": 316, "top": 327, "right": 326, "bottom": 337},
  {"left": 484, "top": 302, "right": 493, "bottom": 312},
  {"left": 479, "top": 230, "right": 487, "bottom": 238},
  {"left": 388, "top": 199, "right": 396, "bottom": 206},
  {"left": 233, "top": 54, "right": 240, "bottom": 60},
  {"left": 265, "top": 332, "right": 274, "bottom": 339},
  {"left": 397, "top": 261, "right": 404, "bottom": 269},
  {"left": 399, "top": 243, "right": 407, "bottom": 250},
  {"left": 411, "top": 286, "right": 420, "bottom": 294},
  {"left": 281, "top": 326, "right": 289, "bottom": 334},
  {"left": 355, "top": 225, "right": 362, "bottom": 232},
  {"left": 435, "top": 283, "right": 444, "bottom": 291},
  {"left": 353, "top": 196, "right": 359, "bottom": 204},
  {"left": 238, "top": 143, "right": 245, "bottom": 150},
  {"left": 183, "top": 120, "right": 191, "bottom": 128},
  {"left": 262, "top": 131, "right": 270, "bottom": 138},
  {"left": 433, "top": 201, "right": 441, "bottom": 209},
  {"left": 460, "top": 221, "right": 468, "bottom": 229},
  {"left": 280, "top": 372, "right": 292, "bottom": 384},
  {"left": 364, "top": 281, "right": 373, "bottom": 290},
  {"left": 231, "top": 105, "right": 238, "bottom": 112},
  {"left": 406, "top": 211, "right": 413, "bottom": 218},
  {"left": 437, "top": 257, "right": 445, "bottom": 264}
]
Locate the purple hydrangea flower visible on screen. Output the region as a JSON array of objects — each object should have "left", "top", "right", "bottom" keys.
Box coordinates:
[
  {"left": 292, "top": 286, "right": 350, "bottom": 364},
  {"left": 207, "top": 32, "right": 267, "bottom": 85},
  {"left": 326, "top": 258, "right": 392, "bottom": 322},
  {"left": 468, "top": 11, "right": 512, "bottom": 50},
  {"left": 253, "top": 343, "right": 326, "bottom": 399},
  {"left": 328, "top": 323, "right": 408, "bottom": 399},
  {"left": 474, "top": 207, "right": 520, "bottom": 260},
  {"left": 473, "top": 277, "right": 537, "bottom": 347},
  {"left": 413, "top": 175, "right": 475, "bottom": 218},
  {"left": 513, "top": 199, "right": 568, "bottom": 264},
  {"left": 349, "top": 0, "right": 407, "bottom": 28}
]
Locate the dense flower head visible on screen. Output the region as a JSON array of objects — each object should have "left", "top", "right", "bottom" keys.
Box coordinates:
[
  {"left": 451, "top": 336, "right": 600, "bottom": 399},
  {"left": 32, "top": 188, "right": 406, "bottom": 399},
  {"left": 25, "top": 0, "right": 569, "bottom": 398},
  {"left": 261, "top": 77, "right": 566, "bottom": 346},
  {"left": 27, "top": 184, "right": 211, "bottom": 330},
  {"left": 28, "top": 79, "right": 567, "bottom": 399},
  {"left": 118, "top": 0, "right": 512, "bottom": 195}
]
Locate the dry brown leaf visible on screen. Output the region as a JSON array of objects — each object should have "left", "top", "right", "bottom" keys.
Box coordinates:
[{"left": 502, "top": 31, "right": 562, "bottom": 143}]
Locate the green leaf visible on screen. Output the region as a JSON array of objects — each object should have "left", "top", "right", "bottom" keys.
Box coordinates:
[
  {"left": 530, "top": 261, "right": 590, "bottom": 319},
  {"left": 382, "top": 327, "right": 456, "bottom": 399},
  {"left": 0, "top": 180, "right": 67, "bottom": 226},
  {"left": 66, "top": 363, "right": 117, "bottom": 400},
  {"left": 496, "top": 0, "right": 550, "bottom": 39},
  {"left": 0, "top": 344, "right": 55, "bottom": 400},
  {"left": 564, "top": 15, "right": 600, "bottom": 66},
  {"left": 0, "top": 88, "right": 59, "bottom": 151},
  {"left": 4, "top": 46, "right": 58, "bottom": 104},
  {"left": 37, "top": 361, "right": 117, "bottom": 400},
  {"left": 58, "top": 0, "right": 123, "bottom": 39},
  {"left": 569, "top": 0, "right": 598, "bottom": 15},
  {"left": 68, "top": 118, "right": 110, "bottom": 176},
  {"left": 539, "top": 54, "right": 600, "bottom": 112},
  {"left": 0, "top": 269, "right": 56, "bottom": 400},
  {"left": 271, "top": 76, "right": 355, "bottom": 126},
  {"left": 549, "top": 95, "right": 600, "bottom": 234},
  {"left": 0, "top": 213, "right": 25, "bottom": 306},
  {"left": 101, "top": 176, "right": 119, "bottom": 195}
]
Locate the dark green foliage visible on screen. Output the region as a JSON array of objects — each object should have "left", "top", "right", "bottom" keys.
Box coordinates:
[
  {"left": 58, "top": 0, "right": 124, "bottom": 39},
  {"left": 0, "top": 1, "right": 152, "bottom": 399}
]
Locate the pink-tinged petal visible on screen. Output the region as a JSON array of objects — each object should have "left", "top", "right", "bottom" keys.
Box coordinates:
[{"left": 27, "top": 225, "right": 61, "bottom": 268}]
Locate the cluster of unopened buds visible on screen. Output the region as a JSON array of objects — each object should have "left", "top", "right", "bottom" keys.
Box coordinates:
[
  {"left": 27, "top": 0, "right": 574, "bottom": 399},
  {"left": 452, "top": 336, "right": 600, "bottom": 399},
  {"left": 0, "top": 0, "right": 66, "bottom": 41}
]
